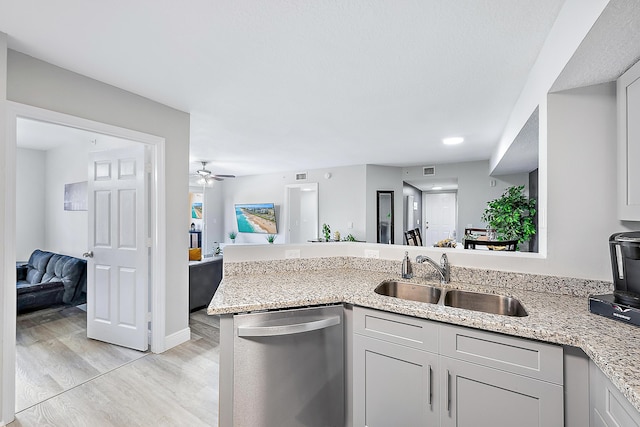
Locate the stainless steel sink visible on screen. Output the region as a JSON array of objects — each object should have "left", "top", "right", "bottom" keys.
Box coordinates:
[
  {"left": 443, "top": 289, "right": 528, "bottom": 317},
  {"left": 374, "top": 281, "right": 442, "bottom": 305}
]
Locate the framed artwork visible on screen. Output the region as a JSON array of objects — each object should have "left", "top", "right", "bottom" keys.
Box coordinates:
[
  {"left": 64, "top": 181, "right": 88, "bottom": 211},
  {"left": 192, "top": 202, "right": 203, "bottom": 219},
  {"left": 190, "top": 192, "right": 204, "bottom": 219}
]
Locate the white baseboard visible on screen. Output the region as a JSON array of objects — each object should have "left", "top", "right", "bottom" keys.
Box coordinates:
[{"left": 162, "top": 327, "right": 191, "bottom": 352}]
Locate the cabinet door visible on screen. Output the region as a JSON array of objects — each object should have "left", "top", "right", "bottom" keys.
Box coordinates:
[
  {"left": 618, "top": 59, "right": 640, "bottom": 220},
  {"left": 440, "top": 357, "right": 563, "bottom": 427},
  {"left": 353, "top": 334, "right": 439, "bottom": 427},
  {"left": 590, "top": 360, "right": 640, "bottom": 427}
]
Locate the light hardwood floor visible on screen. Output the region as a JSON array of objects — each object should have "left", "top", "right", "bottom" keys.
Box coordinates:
[{"left": 10, "top": 308, "right": 220, "bottom": 426}]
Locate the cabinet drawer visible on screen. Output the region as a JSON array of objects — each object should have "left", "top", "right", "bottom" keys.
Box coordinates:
[
  {"left": 440, "top": 323, "right": 563, "bottom": 384},
  {"left": 353, "top": 306, "right": 438, "bottom": 353}
]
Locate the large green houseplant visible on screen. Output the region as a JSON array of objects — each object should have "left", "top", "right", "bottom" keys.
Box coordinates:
[{"left": 481, "top": 185, "right": 536, "bottom": 248}]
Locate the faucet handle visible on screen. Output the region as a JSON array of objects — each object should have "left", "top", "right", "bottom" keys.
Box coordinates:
[{"left": 440, "top": 253, "right": 448, "bottom": 266}]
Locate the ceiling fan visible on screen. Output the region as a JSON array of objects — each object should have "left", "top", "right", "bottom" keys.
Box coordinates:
[{"left": 192, "top": 161, "right": 236, "bottom": 184}]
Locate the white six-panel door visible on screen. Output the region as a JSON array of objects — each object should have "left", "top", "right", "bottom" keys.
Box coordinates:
[
  {"left": 424, "top": 192, "right": 457, "bottom": 247},
  {"left": 87, "top": 146, "right": 149, "bottom": 351}
]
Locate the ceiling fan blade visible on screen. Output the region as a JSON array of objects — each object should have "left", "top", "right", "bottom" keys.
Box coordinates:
[
  {"left": 212, "top": 176, "right": 224, "bottom": 181},
  {"left": 214, "top": 174, "right": 236, "bottom": 178}
]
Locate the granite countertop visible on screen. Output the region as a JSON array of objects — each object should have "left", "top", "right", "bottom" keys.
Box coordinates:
[{"left": 208, "top": 267, "right": 640, "bottom": 412}]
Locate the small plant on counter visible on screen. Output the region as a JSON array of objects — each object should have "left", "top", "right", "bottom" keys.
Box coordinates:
[
  {"left": 266, "top": 234, "right": 277, "bottom": 244},
  {"left": 228, "top": 231, "right": 237, "bottom": 243},
  {"left": 344, "top": 234, "right": 356, "bottom": 242},
  {"left": 322, "top": 223, "right": 331, "bottom": 241}
]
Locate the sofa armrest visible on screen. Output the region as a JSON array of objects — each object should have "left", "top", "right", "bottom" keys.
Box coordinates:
[{"left": 16, "top": 265, "right": 27, "bottom": 281}]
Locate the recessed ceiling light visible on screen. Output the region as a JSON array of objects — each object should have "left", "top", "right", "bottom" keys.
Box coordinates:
[
  {"left": 443, "top": 137, "right": 464, "bottom": 145},
  {"left": 432, "top": 186, "right": 443, "bottom": 190}
]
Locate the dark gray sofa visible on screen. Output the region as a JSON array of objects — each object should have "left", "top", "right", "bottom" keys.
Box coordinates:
[
  {"left": 16, "top": 249, "right": 87, "bottom": 314},
  {"left": 189, "top": 256, "right": 223, "bottom": 312}
]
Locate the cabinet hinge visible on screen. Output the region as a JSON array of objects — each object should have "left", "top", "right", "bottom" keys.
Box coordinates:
[{"left": 146, "top": 238, "right": 152, "bottom": 248}]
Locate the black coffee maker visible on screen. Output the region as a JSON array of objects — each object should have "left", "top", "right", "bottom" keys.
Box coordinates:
[
  {"left": 609, "top": 231, "right": 640, "bottom": 306},
  {"left": 589, "top": 232, "right": 640, "bottom": 325}
]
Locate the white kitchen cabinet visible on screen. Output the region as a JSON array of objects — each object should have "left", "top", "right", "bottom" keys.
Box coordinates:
[
  {"left": 590, "top": 360, "right": 640, "bottom": 427},
  {"left": 439, "top": 324, "right": 564, "bottom": 427},
  {"left": 617, "top": 59, "right": 640, "bottom": 220},
  {"left": 352, "top": 306, "right": 440, "bottom": 427},
  {"left": 352, "top": 307, "right": 564, "bottom": 427},
  {"left": 440, "top": 356, "right": 563, "bottom": 427},
  {"left": 353, "top": 334, "right": 439, "bottom": 426}
]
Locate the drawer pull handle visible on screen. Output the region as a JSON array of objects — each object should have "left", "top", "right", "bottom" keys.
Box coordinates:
[
  {"left": 237, "top": 316, "right": 340, "bottom": 337},
  {"left": 428, "top": 365, "right": 432, "bottom": 406},
  {"left": 446, "top": 369, "right": 451, "bottom": 413}
]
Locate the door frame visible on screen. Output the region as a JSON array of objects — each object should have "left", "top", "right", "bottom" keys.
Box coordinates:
[{"left": 2, "top": 102, "right": 167, "bottom": 421}]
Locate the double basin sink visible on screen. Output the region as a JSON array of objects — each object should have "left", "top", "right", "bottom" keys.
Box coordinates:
[{"left": 375, "top": 280, "right": 527, "bottom": 317}]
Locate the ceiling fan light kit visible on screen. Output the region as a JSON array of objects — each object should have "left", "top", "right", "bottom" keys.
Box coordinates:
[{"left": 193, "top": 161, "right": 236, "bottom": 184}]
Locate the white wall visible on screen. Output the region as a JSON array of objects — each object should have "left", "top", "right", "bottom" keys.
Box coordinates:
[
  {"left": 44, "top": 141, "right": 89, "bottom": 258},
  {"left": 6, "top": 50, "right": 191, "bottom": 340},
  {"left": 15, "top": 148, "right": 46, "bottom": 261},
  {"left": 402, "top": 161, "right": 529, "bottom": 237},
  {"left": 545, "top": 82, "right": 637, "bottom": 279},
  {"left": 222, "top": 165, "right": 366, "bottom": 244}
]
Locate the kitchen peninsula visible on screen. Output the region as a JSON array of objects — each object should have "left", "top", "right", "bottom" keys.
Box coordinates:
[{"left": 209, "top": 248, "right": 640, "bottom": 426}]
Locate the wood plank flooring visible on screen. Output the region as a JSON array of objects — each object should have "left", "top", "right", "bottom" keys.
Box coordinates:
[{"left": 10, "top": 308, "right": 220, "bottom": 427}]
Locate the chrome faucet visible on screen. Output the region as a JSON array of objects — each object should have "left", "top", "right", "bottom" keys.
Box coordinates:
[{"left": 415, "top": 253, "right": 450, "bottom": 284}]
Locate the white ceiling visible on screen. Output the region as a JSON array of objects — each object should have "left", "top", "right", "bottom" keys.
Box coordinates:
[
  {"left": 16, "top": 118, "right": 134, "bottom": 151},
  {"left": 0, "top": 1, "right": 573, "bottom": 176},
  {"left": 551, "top": 0, "right": 640, "bottom": 93}
]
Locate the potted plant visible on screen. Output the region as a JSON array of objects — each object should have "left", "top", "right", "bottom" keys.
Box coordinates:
[
  {"left": 322, "top": 223, "right": 331, "bottom": 242},
  {"left": 344, "top": 234, "right": 356, "bottom": 242},
  {"left": 266, "top": 234, "right": 277, "bottom": 244},
  {"left": 481, "top": 185, "right": 536, "bottom": 249},
  {"left": 228, "top": 231, "right": 237, "bottom": 243}
]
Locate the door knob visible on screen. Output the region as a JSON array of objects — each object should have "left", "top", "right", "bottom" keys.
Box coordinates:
[{"left": 83, "top": 251, "right": 94, "bottom": 258}]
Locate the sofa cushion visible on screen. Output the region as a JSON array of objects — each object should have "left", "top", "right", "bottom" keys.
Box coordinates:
[
  {"left": 41, "top": 254, "right": 86, "bottom": 304},
  {"left": 25, "top": 250, "right": 54, "bottom": 284}
]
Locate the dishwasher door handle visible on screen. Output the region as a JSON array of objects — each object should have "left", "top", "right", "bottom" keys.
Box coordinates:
[{"left": 237, "top": 315, "right": 341, "bottom": 337}]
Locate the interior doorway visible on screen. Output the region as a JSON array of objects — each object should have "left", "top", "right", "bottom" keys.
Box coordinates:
[
  {"left": 14, "top": 118, "right": 152, "bottom": 411},
  {"left": 4, "top": 102, "right": 167, "bottom": 422},
  {"left": 423, "top": 192, "right": 457, "bottom": 246},
  {"left": 285, "top": 183, "right": 319, "bottom": 243}
]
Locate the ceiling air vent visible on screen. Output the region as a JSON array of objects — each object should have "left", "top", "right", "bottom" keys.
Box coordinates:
[
  {"left": 295, "top": 172, "right": 308, "bottom": 181},
  {"left": 423, "top": 166, "right": 436, "bottom": 176}
]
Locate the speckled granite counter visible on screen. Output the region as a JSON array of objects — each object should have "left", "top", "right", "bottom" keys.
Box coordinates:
[{"left": 208, "top": 261, "right": 640, "bottom": 413}]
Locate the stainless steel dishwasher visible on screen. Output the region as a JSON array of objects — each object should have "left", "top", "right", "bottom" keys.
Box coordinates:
[{"left": 223, "top": 304, "right": 344, "bottom": 427}]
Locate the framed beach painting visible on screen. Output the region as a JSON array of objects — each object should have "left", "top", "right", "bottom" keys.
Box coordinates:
[
  {"left": 234, "top": 203, "right": 277, "bottom": 234},
  {"left": 190, "top": 192, "right": 203, "bottom": 219}
]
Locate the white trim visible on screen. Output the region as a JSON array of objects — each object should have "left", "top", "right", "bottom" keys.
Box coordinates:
[
  {"left": 163, "top": 327, "right": 191, "bottom": 350},
  {"left": 150, "top": 126, "right": 167, "bottom": 353},
  {"left": 1, "top": 102, "right": 17, "bottom": 426},
  {"left": 2, "top": 102, "right": 168, "bottom": 423}
]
